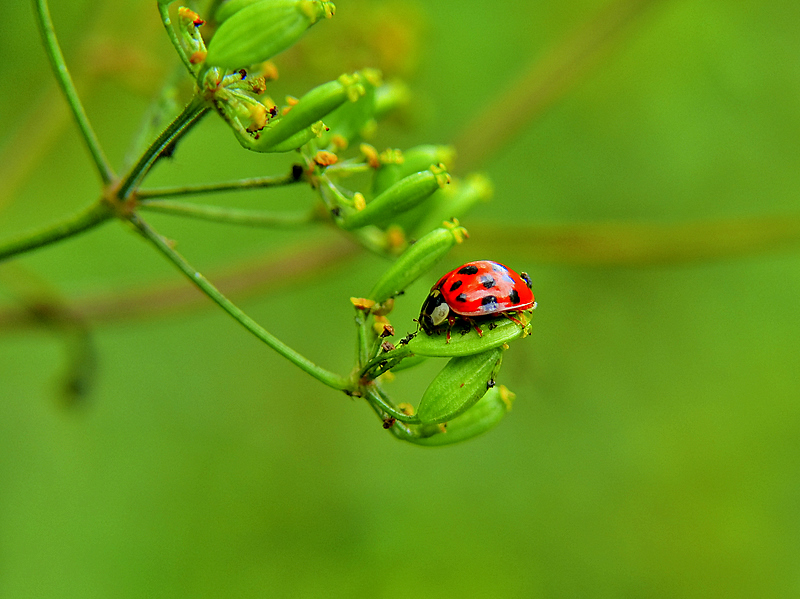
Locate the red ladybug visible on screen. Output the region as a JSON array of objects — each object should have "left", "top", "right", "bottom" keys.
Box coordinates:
[{"left": 419, "top": 260, "right": 535, "bottom": 336}]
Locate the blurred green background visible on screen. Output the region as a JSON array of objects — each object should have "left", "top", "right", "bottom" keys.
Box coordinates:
[{"left": 2, "top": 0, "right": 800, "bottom": 597}]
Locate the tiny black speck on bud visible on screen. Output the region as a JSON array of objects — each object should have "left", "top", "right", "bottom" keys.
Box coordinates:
[
  {"left": 291, "top": 163, "right": 304, "bottom": 180},
  {"left": 487, "top": 379, "right": 495, "bottom": 389},
  {"left": 382, "top": 417, "right": 396, "bottom": 429},
  {"left": 331, "top": 206, "right": 342, "bottom": 217}
]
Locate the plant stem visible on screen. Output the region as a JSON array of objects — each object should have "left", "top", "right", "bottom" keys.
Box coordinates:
[
  {"left": 136, "top": 171, "right": 303, "bottom": 199},
  {"left": 118, "top": 97, "right": 210, "bottom": 200},
  {"left": 32, "top": 0, "right": 115, "bottom": 184},
  {"left": 137, "top": 200, "right": 319, "bottom": 227},
  {"left": 0, "top": 201, "right": 112, "bottom": 263},
  {"left": 130, "top": 213, "right": 351, "bottom": 391},
  {"left": 158, "top": 2, "right": 196, "bottom": 75}
]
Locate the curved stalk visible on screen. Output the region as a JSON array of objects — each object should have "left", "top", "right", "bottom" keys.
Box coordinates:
[
  {"left": 0, "top": 201, "right": 112, "bottom": 263},
  {"left": 130, "top": 214, "right": 350, "bottom": 391},
  {"left": 32, "top": 0, "right": 115, "bottom": 184}
]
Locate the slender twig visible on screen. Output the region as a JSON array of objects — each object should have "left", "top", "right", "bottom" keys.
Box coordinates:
[
  {"left": 130, "top": 213, "right": 351, "bottom": 391},
  {"left": 453, "top": 0, "right": 664, "bottom": 171},
  {"left": 32, "top": 0, "right": 115, "bottom": 184},
  {"left": 158, "top": 2, "right": 195, "bottom": 75},
  {"left": 138, "top": 200, "right": 319, "bottom": 227},
  {"left": 118, "top": 97, "right": 210, "bottom": 200},
  {"left": 0, "top": 201, "right": 112, "bottom": 263},
  {"left": 136, "top": 171, "right": 303, "bottom": 199}
]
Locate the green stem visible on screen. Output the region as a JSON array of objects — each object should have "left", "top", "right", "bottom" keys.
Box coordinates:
[
  {"left": 136, "top": 171, "right": 303, "bottom": 199},
  {"left": 137, "top": 200, "right": 318, "bottom": 227},
  {"left": 158, "top": 2, "right": 196, "bottom": 75},
  {"left": 0, "top": 201, "right": 112, "bottom": 263},
  {"left": 32, "top": 0, "right": 115, "bottom": 184},
  {"left": 118, "top": 97, "right": 210, "bottom": 200},
  {"left": 130, "top": 213, "right": 351, "bottom": 391},
  {"left": 364, "top": 385, "right": 420, "bottom": 424}
]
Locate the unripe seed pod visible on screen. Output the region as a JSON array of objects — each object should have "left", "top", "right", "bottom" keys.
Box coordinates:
[
  {"left": 417, "top": 348, "right": 503, "bottom": 424},
  {"left": 339, "top": 165, "right": 450, "bottom": 231},
  {"left": 373, "top": 144, "right": 455, "bottom": 195},
  {"left": 408, "top": 385, "right": 514, "bottom": 446},
  {"left": 206, "top": 0, "right": 335, "bottom": 69},
  {"left": 412, "top": 173, "right": 493, "bottom": 236},
  {"left": 256, "top": 121, "right": 325, "bottom": 152},
  {"left": 215, "top": 0, "right": 267, "bottom": 23},
  {"left": 243, "top": 74, "right": 361, "bottom": 151},
  {"left": 406, "top": 311, "right": 533, "bottom": 358},
  {"left": 368, "top": 222, "right": 467, "bottom": 304}
]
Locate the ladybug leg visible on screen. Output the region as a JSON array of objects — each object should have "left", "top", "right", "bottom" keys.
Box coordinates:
[
  {"left": 471, "top": 321, "right": 484, "bottom": 337},
  {"left": 503, "top": 312, "right": 524, "bottom": 327}
]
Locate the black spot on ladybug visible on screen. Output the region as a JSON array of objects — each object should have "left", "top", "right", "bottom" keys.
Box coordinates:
[
  {"left": 479, "top": 274, "right": 495, "bottom": 289},
  {"left": 509, "top": 288, "right": 520, "bottom": 304},
  {"left": 449, "top": 280, "right": 463, "bottom": 292},
  {"left": 458, "top": 265, "right": 479, "bottom": 275},
  {"left": 481, "top": 295, "right": 498, "bottom": 306},
  {"left": 455, "top": 293, "right": 467, "bottom": 303}
]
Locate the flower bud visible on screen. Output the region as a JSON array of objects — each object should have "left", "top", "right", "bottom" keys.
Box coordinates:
[
  {"left": 416, "top": 348, "right": 503, "bottom": 424},
  {"left": 406, "top": 310, "right": 533, "bottom": 358},
  {"left": 408, "top": 385, "right": 514, "bottom": 446},
  {"left": 339, "top": 165, "right": 450, "bottom": 231},
  {"left": 206, "top": 0, "right": 335, "bottom": 69},
  {"left": 368, "top": 222, "right": 467, "bottom": 304}
]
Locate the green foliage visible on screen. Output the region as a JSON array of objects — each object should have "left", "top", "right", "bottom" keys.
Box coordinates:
[{"left": 2, "top": 0, "right": 800, "bottom": 597}]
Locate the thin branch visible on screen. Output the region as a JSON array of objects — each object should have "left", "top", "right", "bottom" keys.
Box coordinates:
[
  {"left": 32, "top": 0, "right": 115, "bottom": 184},
  {"left": 0, "top": 201, "right": 112, "bottom": 263},
  {"left": 129, "top": 214, "right": 351, "bottom": 391},
  {"left": 137, "top": 200, "right": 320, "bottom": 227},
  {"left": 136, "top": 171, "right": 304, "bottom": 199},
  {"left": 453, "top": 0, "right": 665, "bottom": 171},
  {"left": 118, "top": 97, "right": 210, "bottom": 200}
]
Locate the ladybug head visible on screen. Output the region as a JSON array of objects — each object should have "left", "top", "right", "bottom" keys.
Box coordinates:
[
  {"left": 419, "top": 290, "right": 450, "bottom": 334},
  {"left": 520, "top": 272, "right": 532, "bottom": 289}
]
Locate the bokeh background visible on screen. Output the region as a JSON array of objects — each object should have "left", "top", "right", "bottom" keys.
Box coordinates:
[{"left": 2, "top": 0, "right": 800, "bottom": 596}]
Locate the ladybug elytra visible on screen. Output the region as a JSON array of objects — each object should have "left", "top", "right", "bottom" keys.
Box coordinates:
[{"left": 419, "top": 260, "right": 536, "bottom": 336}]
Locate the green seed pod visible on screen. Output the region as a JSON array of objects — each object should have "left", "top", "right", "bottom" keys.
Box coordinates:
[
  {"left": 373, "top": 145, "right": 456, "bottom": 196},
  {"left": 339, "top": 166, "right": 450, "bottom": 231},
  {"left": 215, "top": 0, "right": 266, "bottom": 23},
  {"left": 316, "top": 69, "right": 381, "bottom": 148},
  {"left": 373, "top": 80, "right": 410, "bottom": 120},
  {"left": 412, "top": 173, "right": 493, "bottom": 237},
  {"left": 368, "top": 222, "right": 467, "bottom": 304},
  {"left": 406, "top": 311, "right": 533, "bottom": 358},
  {"left": 205, "top": 0, "right": 335, "bottom": 69},
  {"left": 407, "top": 386, "right": 514, "bottom": 446},
  {"left": 242, "top": 74, "right": 362, "bottom": 152},
  {"left": 256, "top": 121, "right": 324, "bottom": 153},
  {"left": 417, "top": 347, "right": 504, "bottom": 424}
]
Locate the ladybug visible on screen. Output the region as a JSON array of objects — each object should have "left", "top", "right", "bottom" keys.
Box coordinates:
[{"left": 419, "top": 260, "right": 536, "bottom": 337}]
